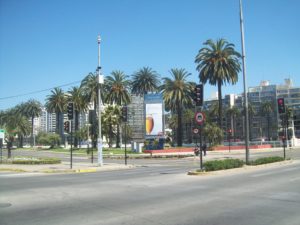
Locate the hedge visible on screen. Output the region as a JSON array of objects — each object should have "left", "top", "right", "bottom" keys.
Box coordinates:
[
  {"left": 12, "top": 157, "right": 61, "bottom": 165},
  {"left": 250, "top": 156, "right": 284, "bottom": 165},
  {"left": 203, "top": 159, "right": 244, "bottom": 171}
]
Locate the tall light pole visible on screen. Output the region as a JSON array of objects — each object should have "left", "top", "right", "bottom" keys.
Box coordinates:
[
  {"left": 97, "top": 35, "right": 104, "bottom": 166},
  {"left": 239, "top": 0, "right": 250, "bottom": 164}
]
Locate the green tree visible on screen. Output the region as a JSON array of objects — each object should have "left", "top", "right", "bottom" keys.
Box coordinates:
[
  {"left": 131, "top": 67, "right": 160, "bottom": 95},
  {"left": 18, "top": 99, "right": 42, "bottom": 146},
  {"left": 36, "top": 132, "right": 61, "bottom": 149},
  {"left": 67, "top": 86, "right": 89, "bottom": 147},
  {"left": 195, "top": 38, "right": 241, "bottom": 128},
  {"left": 45, "top": 87, "right": 66, "bottom": 142},
  {"left": 104, "top": 70, "right": 131, "bottom": 148},
  {"left": 261, "top": 101, "right": 274, "bottom": 141},
  {"left": 161, "top": 68, "right": 194, "bottom": 146}
]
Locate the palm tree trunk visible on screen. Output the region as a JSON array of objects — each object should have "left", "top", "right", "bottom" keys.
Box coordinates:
[
  {"left": 177, "top": 102, "right": 183, "bottom": 147},
  {"left": 74, "top": 110, "right": 79, "bottom": 148},
  {"left": 56, "top": 112, "right": 60, "bottom": 134},
  {"left": 116, "top": 125, "right": 120, "bottom": 148},
  {"left": 109, "top": 123, "right": 113, "bottom": 148},
  {"left": 267, "top": 116, "right": 270, "bottom": 141},
  {"left": 31, "top": 116, "right": 34, "bottom": 147},
  {"left": 217, "top": 81, "right": 223, "bottom": 129}
]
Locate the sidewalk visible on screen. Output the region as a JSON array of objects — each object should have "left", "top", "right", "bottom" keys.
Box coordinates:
[{"left": 0, "top": 162, "right": 135, "bottom": 173}]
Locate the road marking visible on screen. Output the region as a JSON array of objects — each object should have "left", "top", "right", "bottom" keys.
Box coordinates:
[{"left": 0, "top": 173, "right": 43, "bottom": 177}]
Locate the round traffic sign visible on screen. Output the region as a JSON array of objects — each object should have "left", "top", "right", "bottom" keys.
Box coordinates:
[
  {"left": 195, "top": 112, "right": 205, "bottom": 124},
  {"left": 193, "top": 128, "right": 199, "bottom": 134}
]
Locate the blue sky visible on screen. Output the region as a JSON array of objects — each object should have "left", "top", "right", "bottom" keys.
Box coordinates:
[{"left": 0, "top": 0, "right": 299, "bottom": 110}]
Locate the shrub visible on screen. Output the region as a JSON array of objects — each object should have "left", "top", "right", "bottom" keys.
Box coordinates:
[
  {"left": 36, "top": 132, "right": 61, "bottom": 149},
  {"left": 203, "top": 159, "right": 244, "bottom": 171},
  {"left": 12, "top": 157, "right": 61, "bottom": 164},
  {"left": 250, "top": 156, "right": 284, "bottom": 165}
]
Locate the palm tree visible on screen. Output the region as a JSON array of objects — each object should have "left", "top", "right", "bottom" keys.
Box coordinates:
[
  {"left": 226, "top": 106, "right": 240, "bottom": 141},
  {"left": 104, "top": 70, "right": 131, "bottom": 105},
  {"left": 1, "top": 107, "right": 30, "bottom": 155},
  {"left": 195, "top": 38, "right": 241, "bottom": 128},
  {"left": 261, "top": 101, "right": 274, "bottom": 141},
  {"left": 203, "top": 122, "right": 224, "bottom": 147},
  {"left": 160, "top": 68, "right": 194, "bottom": 146},
  {"left": 45, "top": 87, "right": 66, "bottom": 141},
  {"left": 102, "top": 105, "right": 119, "bottom": 147},
  {"left": 131, "top": 67, "right": 160, "bottom": 95},
  {"left": 183, "top": 109, "right": 194, "bottom": 143},
  {"left": 105, "top": 70, "right": 131, "bottom": 148},
  {"left": 18, "top": 99, "right": 42, "bottom": 146},
  {"left": 68, "top": 86, "right": 89, "bottom": 147},
  {"left": 242, "top": 102, "right": 255, "bottom": 141},
  {"left": 81, "top": 73, "right": 102, "bottom": 148}
]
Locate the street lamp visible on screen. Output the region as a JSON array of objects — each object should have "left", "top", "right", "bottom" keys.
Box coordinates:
[
  {"left": 239, "top": 0, "right": 250, "bottom": 164},
  {"left": 97, "top": 35, "right": 104, "bottom": 166}
]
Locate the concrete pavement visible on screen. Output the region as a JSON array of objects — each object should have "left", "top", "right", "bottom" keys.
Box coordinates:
[{"left": 0, "top": 161, "right": 135, "bottom": 173}]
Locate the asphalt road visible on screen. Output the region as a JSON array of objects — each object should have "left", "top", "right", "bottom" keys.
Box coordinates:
[{"left": 1, "top": 158, "right": 300, "bottom": 225}]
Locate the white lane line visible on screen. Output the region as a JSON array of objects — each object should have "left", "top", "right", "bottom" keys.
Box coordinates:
[{"left": 0, "top": 173, "right": 43, "bottom": 177}]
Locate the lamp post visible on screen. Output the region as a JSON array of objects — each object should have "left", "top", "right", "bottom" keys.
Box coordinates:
[
  {"left": 97, "top": 35, "right": 104, "bottom": 166},
  {"left": 239, "top": 0, "right": 250, "bottom": 164}
]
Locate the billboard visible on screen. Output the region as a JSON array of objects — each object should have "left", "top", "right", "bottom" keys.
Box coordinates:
[{"left": 144, "top": 94, "right": 164, "bottom": 138}]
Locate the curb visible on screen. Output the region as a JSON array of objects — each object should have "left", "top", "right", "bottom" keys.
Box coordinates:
[
  {"left": 42, "top": 168, "right": 97, "bottom": 173},
  {"left": 0, "top": 168, "right": 27, "bottom": 172}
]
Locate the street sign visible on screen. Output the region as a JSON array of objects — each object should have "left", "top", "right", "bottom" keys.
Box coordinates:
[
  {"left": 193, "top": 128, "right": 199, "bottom": 134},
  {"left": 195, "top": 112, "right": 205, "bottom": 125},
  {"left": 0, "top": 129, "right": 5, "bottom": 139}
]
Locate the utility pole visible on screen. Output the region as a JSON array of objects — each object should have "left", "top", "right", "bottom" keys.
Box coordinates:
[
  {"left": 97, "top": 35, "right": 104, "bottom": 166},
  {"left": 239, "top": 0, "right": 250, "bottom": 164}
]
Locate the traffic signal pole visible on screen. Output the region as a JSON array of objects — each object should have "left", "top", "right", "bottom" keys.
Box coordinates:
[{"left": 70, "top": 121, "right": 73, "bottom": 169}]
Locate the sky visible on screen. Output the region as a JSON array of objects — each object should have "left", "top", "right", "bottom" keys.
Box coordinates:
[{"left": 0, "top": 0, "right": 299, "bottom": 110}]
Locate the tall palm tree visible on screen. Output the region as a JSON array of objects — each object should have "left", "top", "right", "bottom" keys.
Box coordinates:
[
  {"left": 104, "top": 70, "right": 131, "bottom": 105},
  {"left": 104, "top": 70, "right": 131, "bottom": 148},
  {"left": 160, "top": 68, "right": 194, "bottom": 146},
  {"left": 81, "top": 72, "right": 103, "bottom": 147},
  {"left": 68, "top": 86, "right": 89, "bottom": 147},
  {"left": 18, "top": 99, "right": 42, "bottom": 146},
  {"left": 131, "top": 67, "right": 160, "bottom": 95},
  {"left": 45, "top": 87, "right": 66, "bottom": 141},
  {"left": 261, "top": 101, "right": 274, "bottom": 141},
  {"left": 195, "top": 38, "right": 241, "bottom": 128}
]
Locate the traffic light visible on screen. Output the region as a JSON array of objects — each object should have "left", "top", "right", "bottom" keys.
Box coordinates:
[
  {"left": 121, "top": 106, "right": 128, "bottom": 122},
  {"left": 277, "top": 98, "right": 285, "bottom": 114},
  {"left": 194, "top": 84, "right": 203, "bottom": 106},
  {"left": 67, "top": 102, "right": 74, "bottom": 120},
  {"left": 64, "top": 121, "right": 70, "bottom": 133}
]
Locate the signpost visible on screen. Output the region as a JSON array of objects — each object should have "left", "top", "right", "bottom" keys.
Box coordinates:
[
  {"left": 0, "top": 129, "right": 4, "bottom": 164},
  {"left": 194, "top": 112, "right": 206, "bottom": 170}
]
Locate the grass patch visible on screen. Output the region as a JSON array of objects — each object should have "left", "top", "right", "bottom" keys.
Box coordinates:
[
  {"left": 9, "top": 157, "right": 61, "bottom": 165},
  {"left": 203, "top": 159, "right": 244, "bottom": 171},
  {"left": 250, "top": 156, "right": 285, "bottom": 165}
]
